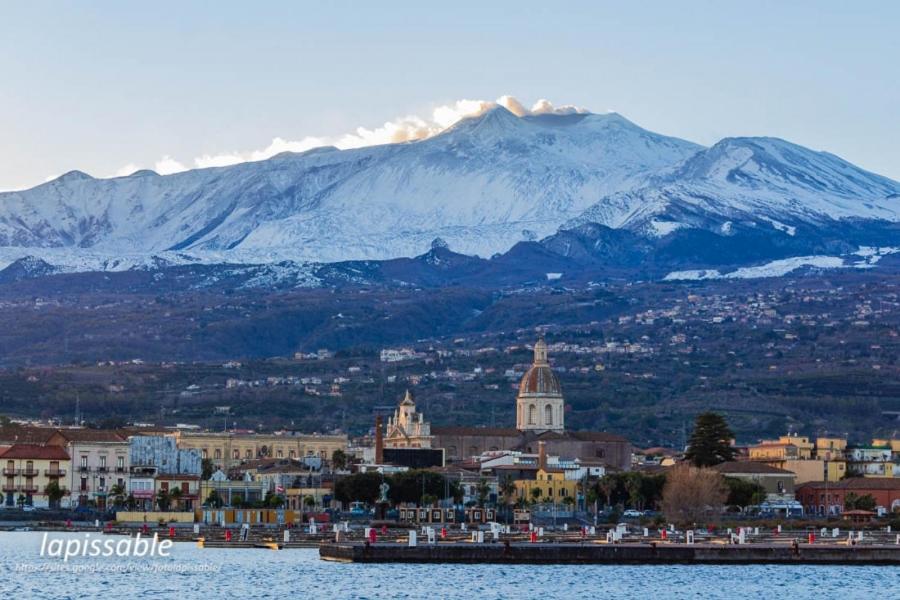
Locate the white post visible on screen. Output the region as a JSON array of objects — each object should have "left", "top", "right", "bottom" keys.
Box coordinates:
[
  {"left": 643, "top": 528, "right": 649, "bottom": 537},
  {"left": 754, "top": 527, "right": 759, "bottom": 536},
  {"left": 563, "top": 523, "right": 568, "bottom": 532},
  {"left": 284, "top": 529, "right": 290, "bottom": 543},
  {"left": 193, "top": 524, "right": 200, "bottom": 534},
  {"left": 427, "top": 528, "right": 436, "bottom": 544},
  {"left": 590, "top": 526, "right": 596, "bottom": 535},
  {"left": 408, "top": 530, "right": 417, "bottom": 547},
  {"left": 832, "top": 528, "right": 839, "bottom": 538},
  {"left": 686, "top": 530, "right": 694, "bottom": 545},
  {"left": 477, "top": 531, "right": 484, "bottom": 543},
  {"left": 858, "top": 531, "right": 864, "bottom": 541},
  {"left": 538, "top": 527, "right": 544, "bottom": 538},
  {"left": 738, "top": 529, "right": 745, "bottom": 544},
  {"left": 364, "top": 527, "right": 372, "bottom": 540}
]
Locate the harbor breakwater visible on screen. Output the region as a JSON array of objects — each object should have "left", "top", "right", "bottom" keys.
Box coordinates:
[{"left": 319, "top": 542, "right": 900, "bottom": 565}]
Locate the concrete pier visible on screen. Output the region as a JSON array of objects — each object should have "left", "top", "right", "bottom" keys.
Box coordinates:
[{"left": 319, "top": 542, "right": 900, "bottom": 565}]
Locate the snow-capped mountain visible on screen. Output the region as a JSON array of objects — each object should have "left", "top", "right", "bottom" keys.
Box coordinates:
[
  {"left": 0, "top": 108, "right": 700, "bottom": 266},
  {"left": 567, "top": 136, "right": 900, "bottom": 237},
  {"left": 1, "top": 108, "right": 898, "bottom": 284}
]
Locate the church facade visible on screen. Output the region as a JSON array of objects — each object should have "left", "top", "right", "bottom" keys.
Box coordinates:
[{"left": 384, "top": 338, "right": 631, "bottom": 471}]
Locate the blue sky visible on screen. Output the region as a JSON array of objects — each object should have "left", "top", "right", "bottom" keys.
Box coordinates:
[{"left": 1, "top": 1, "right": 898, "bottom": 190}]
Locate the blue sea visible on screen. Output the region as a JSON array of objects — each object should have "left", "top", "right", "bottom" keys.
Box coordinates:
[{"left": 0, "top": 531, "right": 896, "bottom": 599}]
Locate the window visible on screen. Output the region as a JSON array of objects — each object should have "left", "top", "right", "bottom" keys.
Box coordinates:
[
  {"left": 182, "top": 482, "right": 189, "bottom": 494},
  {"left": 117, "top": 456, "right": 124, "bottom": 469},
  {"left": 81, "top": 456, "right": 87, "bottom": 468},
  {"left": 595, "top": 449, "right": 605, "bottom": 459},
  {"left": 80, "top": 478, "right": 87, "bottom": 491},
  {"left": 528, "top": 404, "right": 536, "bottom": 425},
  {"left": 276, "top": 450, "right": 283, "bottom": 458},
  {"left": 26, "top": 461, "right": 33, "bottom": 473},
  {"left": 99, "top": 456, "right": 106, "bottom": 468},
  {"left": 99, "top": 477, "right": 105, "bottom": 490},
  {"left": 246, "top": 450, "right": 252, "bottom": 459},
  {"left": 544, "top": 404, "right": 553, "bottom": 425},
  {"left": 233, "top": 449, "right": 240, "bottom": 459},
  {"left": 214, "top": 449, "right": 221, "bottom": 460},
  {"left": 202, "top": 449, "right": 208, "bottom": 459}
]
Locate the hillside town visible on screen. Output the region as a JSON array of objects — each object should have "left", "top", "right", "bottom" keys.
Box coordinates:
[{"left": 2, "top": 339, "right": 899, "bottom": 526}]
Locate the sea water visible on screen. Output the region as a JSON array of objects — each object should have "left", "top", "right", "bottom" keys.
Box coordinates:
[{"left": 0, "top": 531, "right": 896, "bottom": 599}]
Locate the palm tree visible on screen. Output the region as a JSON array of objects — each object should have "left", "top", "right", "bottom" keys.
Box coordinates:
[
  {"left": 156, "top": 489, "right": 171, "bottom": 511},
  {"left": 169, "top": 487, "right": 183, "bottom": 511},
  {"left": 498, "top": 477, "right": 518, "bottom": 523},
  {"left": 109, "top": 483, "right": 126, "bottom": 508},
  {"left": 475, "top": 478, "right": 490, "bottom": 508},
  {"left": 597, "top": 476, "right": 615, "bottom": 510}
]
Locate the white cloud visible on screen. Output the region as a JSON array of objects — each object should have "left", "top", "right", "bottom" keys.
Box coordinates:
[
  {"left": 127, "top": 96, "right": 590, "bottom": 177},
  {"left": 155, "top": 156, "right": 187, "bottom": 175}
]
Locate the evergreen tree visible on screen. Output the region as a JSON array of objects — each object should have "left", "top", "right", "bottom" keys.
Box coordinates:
[{"left": 684, "top": 412, "right": 736, "bottom": 467}]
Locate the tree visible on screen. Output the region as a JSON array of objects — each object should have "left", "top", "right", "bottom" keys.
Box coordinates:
[
  {"left": 169, "top": 487, "right": 183, "bottom": 511},
  {"left": 331, "top": 449, "right": 348, "bottom": 471},
  {"left": 155, "top": 489, "right": 171, "bottom": 511},
  {"left": 596, "top": 476, "right": 615, "bottom": 509},
  {"left": 844, "top": 492, "right": 877, "bottom": 512},
  {"left": 498, "top": 476, "right": 518, "bottom": 522},
  {"left": 206, "top": 489, "right": 223, "bottom": 508},
  {"left": 529, "top": 487, "right": 542, "bottom": 505},
  {"left": 684, "top": 412, "right": 736, "bottom": 467},
  {"left": 109, "top": 483, "right": 126, "bottom": 508},
  {"left": 475, "top": 478, "right": 490, "bottom": 507},
  {"left": 723, "top": 477, "right": 765, "bottom": 510},
  {"left": 44, "top": 480, "right": 65, "bottom": 509},
  {"left": 334, "top": 472, "right": 383, "bottom": 505},
  {"left": 660, "top": 464, "right": 727, "bottom": 527},
  {"left": 201, "top": 458, "right": 215, "bottom": 480}
]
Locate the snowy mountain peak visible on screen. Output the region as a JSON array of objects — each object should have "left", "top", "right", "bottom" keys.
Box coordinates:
[{"left": 0, "top": 111, "right": 898, "bottom": 275}]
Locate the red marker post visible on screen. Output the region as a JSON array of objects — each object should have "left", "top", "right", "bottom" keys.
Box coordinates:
[
  {"left": 368, "top": 528, "right": 377, "bottom": 544},
  {"left": 225, "top": 529, "right": 232, "bottom": 542}
]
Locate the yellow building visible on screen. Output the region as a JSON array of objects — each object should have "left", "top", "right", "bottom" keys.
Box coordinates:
[
  {"left": 1, "top": 444, "right": 71, "bottom": 508},
  {"left": 171, "top": 431, "right": 348, "bottom": 469},
  {"left": 155, "top": 474, "right": 201, "bottom": 510},
  {"left": 816, "top": 437, "right": 848, "bottom": 460},
  {"left": 515, "top": 467, "right": 578, "bottom": 505},
  {"left": 513, "top": 442, "right": 578, "bottom": 505},
  {"left": 872, "top": 438, "right": 900, "bottom": 453}
]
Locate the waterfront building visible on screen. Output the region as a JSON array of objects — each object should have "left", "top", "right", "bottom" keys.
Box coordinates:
[
  {"left": 170, "top": 430, "right": 347, "bottom": 470},
  {"left": 712, "top": 461, "right": 797, "bottom": 501},
  {"left": 1, "top": 444, "right": 70, "bottom": 508},
  {"left": 845, "top": 444, "right": 894, "bottom": 478},
  {"left": 47, "top": 429, "right": 129, "bottom": 510},
  {"left": 154, "top": 474, "right": 200, "bottom": 510},
  {"left": 512, "top": 443, "right": 578, "bottom": 505},
  {"left": 200, "top": 469, "right": 266, "bottom": 507},
  {"left": 796, "top": 478, "right": 900, "bottom": 515}
]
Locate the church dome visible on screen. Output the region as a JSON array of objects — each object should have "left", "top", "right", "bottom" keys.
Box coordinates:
[
  {"left": 517, "top": 338, "right": 562, "bottom": 397},
  {"left": 518, "top": 365, "right": 562, "bottom": 396}
]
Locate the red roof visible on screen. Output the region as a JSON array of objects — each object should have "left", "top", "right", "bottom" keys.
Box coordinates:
[{"left": 0, "top": 444, "right": 70, "bottom": 460}]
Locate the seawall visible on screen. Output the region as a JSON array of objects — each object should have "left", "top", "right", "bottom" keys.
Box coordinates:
[{"left": 319, "top": 542, "right": 900, "bottom": 565}]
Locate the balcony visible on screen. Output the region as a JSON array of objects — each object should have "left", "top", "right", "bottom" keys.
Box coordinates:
[
  {"left": 96, "top": 467, "right": 109, "bottom": 473},
  {"left": 78, "top": 466, "right": 91, "bottom": 473},
  {"left": 22, "top": 487, "right": 38, "bottom": 494},
  {"left": 45, "top": 469, "right": 67, "bottom": 477},
  {"left": 2, "top": 485, "right": 17, "bottom": 493},
  {"left": 1, "top": 468, "right": 19, "bottom": 476},
  {"left": 22, "top": 470, "right": 38, "bottom": 478},
  {"left": 115, "top": 467, "right": 127, "bottom": 473}
]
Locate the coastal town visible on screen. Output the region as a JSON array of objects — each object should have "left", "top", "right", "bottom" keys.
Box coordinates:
[{"left": 2, "top": 339, "right": 899, "bottom": 533}]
